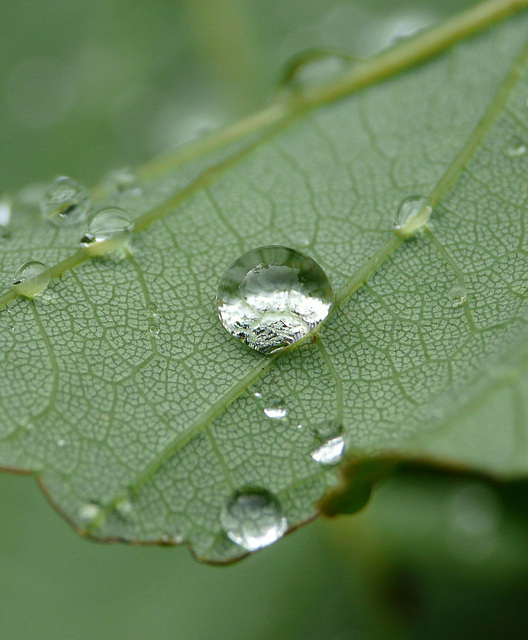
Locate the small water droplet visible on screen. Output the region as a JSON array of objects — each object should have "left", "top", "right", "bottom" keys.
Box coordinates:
[
  {"left": 221, "top": 488, "right": 288, "bottom": 551},
  {"left": 253, "top": 391, "right": 263, "bottom": 399},
  {"left": 12, "top": 261, "right": 50, "bottom": 298},
  {"left": 217, "top": 245, "right": 334, "bottom": 354},
  {"left": 394, "top": 195, "right": 432, "bottom": 237},
  {"left": 310, "top": 422, "right": 345, "bottom": 465},
  {"left": 311, "top": 436, "right": 346, "bottom": 464},
  {"left": 279, "top": 49, "right": 354, "bottom": 92},
  {"left": 263, "top": 398, "right": 288, "bottom": 419},
  {"left": 41, "top": 176, "right": 91, "bottom": 226},
  {"left": 106, "top": 167, "right": 142, "bottom": 196},
  {"left": 116, "top": 496, "right": 134, "bottom": 518},
  {"left": 147, "top": 303, "right": 160, "bottom": 336},
  {"left": 447, "top": 282, "right": 467, "bottom": 307},
  {"left": 0, "top": 195, "right": 12, "bottom": 226},
  {"left": 506, "top": 138, "right": 527, "bottom": 157},
  {"left": 56, "top": 438, "right": 66, "bottom": 447},
  {"left": 78, "top": 502, "right": 102, "bottom": 525},
  {"left": 80, "top": 206, "right": 133, "bottom": 256}
]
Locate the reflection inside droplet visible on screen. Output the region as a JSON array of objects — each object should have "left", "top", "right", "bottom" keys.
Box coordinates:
[
  {"left": 221, "top": 488, "right": 288, "bottom": 551},
  {"left": 12, "top": 261, "right": 50, "bottom": 298},
  {"left": 41, "top": 176, "right": 92, "bottom": 226},
  {"left": 217, "top": 246, "right": 334, "bottom": 354},
  {"left": 80, "top": 206, "right": 133, "bottom": 256}
]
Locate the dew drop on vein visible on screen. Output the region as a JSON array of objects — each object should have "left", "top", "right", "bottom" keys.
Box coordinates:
[
  {"left": 12, "top": 260, "right": 50, "bottom": 298},
  {"left": 147, "top": 303, "right": 160, "bottom": 336},
  {"left": 279, "top": 49, "right": 355, "bottom": 92},
  {"left": 394, "top": 195, "right": 432, "bottom": 237},
  {"left": 216, "top": 245, "right": 334, "bottom": 354},
  {"left": 221, "top": 488, "right": 288, "bottom": 551},
  {"left": 106, "top": 167, "right": 142, "bottom": 196},
  {"left": 311, "top": 422, "right": 345, "bottom": 465},
  {"left": 80, "top": 206, "right": 134, "bottom": 256},
  {"left": 41, "top": 176, "right": 91, "bottom": 226},
  {"left": 447, "top": 282, "right": 467, "bottom": 308}
]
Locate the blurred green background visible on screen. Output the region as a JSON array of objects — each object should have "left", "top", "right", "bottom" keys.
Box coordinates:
[{"left": 2, "top": 1, "right": 528, "bottom": 638}]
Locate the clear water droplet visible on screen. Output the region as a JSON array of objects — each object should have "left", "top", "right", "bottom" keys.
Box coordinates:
[
  {"left": 221, "top": 488, "right": 288, "bottom": 551},
  {"left": 78, "top": 502, "right": 102, "bottom": 525},
  {"left": 447, "top": 282, "right": 467, "bottom": 307},
  {"left": 56, "top": 438, "right": 66, "bottom": 447},
  {"left": 12, "top": 261, "right": 50, "bottom": 298},
  {"left": 280, "top": 49, "right": 354, "bottom": 92},
  {"left": 147, "top": 303, "right": 160, "bottom": 336},
  {"left": 506, "top": 138, "right": 527, "bottom": 157},
  {"left": 310, "top": 422, "right": 345, "bottom": 465},
  {"left": 0, "top": 195, "right": 12, "bottom": 226},
  {"left": 311, "top": 436, "right": 346, "bottom": 464},
  {"left": 263, "top": 398, "right": 288, "bottom": 419},
  {"left": 116, "top": 496, "right": 134, "bottom": 518},
  {"left": 394, "top": 195, "right": 432, "bottom": 237},
  {"left": 253, "top": 391, "right": 263, "bottom": 399},
  {"left": 217, "top": 245, "right": 334, "bottom": 354},
  {"left": 80, "top": 206, "right": 133, "bottom": 256},
  {"left": 41, "top": 176, "right": 91, "bottom": 226},
  {"left": 106, "top": 167, "right": 142, "bottom": 196}
]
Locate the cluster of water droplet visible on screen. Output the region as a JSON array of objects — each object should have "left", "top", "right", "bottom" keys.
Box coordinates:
[
  {"left": 5, "top": 171, "right": 140, "bottom": 299},
  {"left": 215, "top": 245, "right": 346, "bottom": 550}
]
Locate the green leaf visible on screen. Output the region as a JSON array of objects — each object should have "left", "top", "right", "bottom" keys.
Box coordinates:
[{"left": 1, "top": 0, "right": 528, "bottom": 563}]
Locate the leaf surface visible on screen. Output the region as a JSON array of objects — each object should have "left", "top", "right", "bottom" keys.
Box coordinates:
[{"left": 1, "top": 1, "right": 528, "bottom": 562}]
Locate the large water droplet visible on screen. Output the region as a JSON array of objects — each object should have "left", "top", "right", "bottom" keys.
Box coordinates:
[
  {"left": 263, "top": 398, "right": 288, "bottom": 419},
  {"left": 41, "top": 176, "right": 91, "bottom": 226},
  {"left": 394, "top": 195, "right": 432, "bottom": 237},
  {"left": 106, "top": 167, "right": 142, "bottom": 196},
  {"left": 217, "top": 246, "right": 334, "bottom": 354},
  {"left": 12, "top": 261, "right": 50, "bottom": 298},
  {"left": 279, "top": 49, "right": 354, "bottom": 92},
  {"left": 80, "top": 206, "right": 133, "bottom": 256},
  {"left": 310, "top": 422, "right": 345, "bottom": 465},
  {"left": 447, "top": 282, "right": 467, "bottom": 307},
  {"left": 221, "top": 488, "right": 288, "bottom": 551}
]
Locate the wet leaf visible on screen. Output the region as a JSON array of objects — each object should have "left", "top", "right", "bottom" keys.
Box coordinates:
[{"left": 1, "top": 1, "right": 528, "bottom": 562}]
